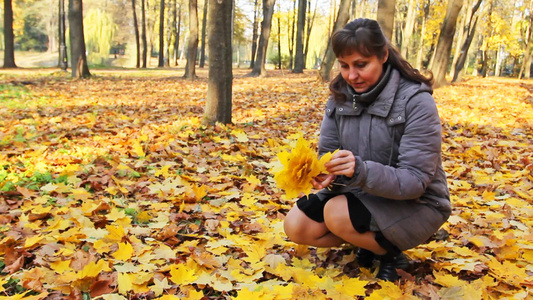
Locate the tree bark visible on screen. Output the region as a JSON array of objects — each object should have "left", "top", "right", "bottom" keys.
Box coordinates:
[
  {"left": 204, "top": 0, "right": 233, "bottom": 125},
  {"left": 59, "top": 0, "right": 68, "bottom": 70},
  {"left": 377, "top": 0, "right": 396, "bottom": 41},
  {"left": 303, "top": 0, "right": 317, "bottom": 67},
  {"left": 293, "top": 0, "right": 306, "bottom": 73},
  {"left": 318, "top": 0, "right": 351, "bottom": 81},
  {"left": 250, "top": 0, "right": 260, "bottom": 68},
  {"left": 158, "top": 0, "right": 165, "bottom": 67},
  {"left": 288, "top": 0, "right": 296, "bottom": 69},
  {"left": 184, "top": 0, "right": 199, "bottom": 78},
  {"left": 141, "top": 0, "right": 148, "bottom": 68},
  {"left": 68, "top": 0, "right": 90, "bottom": 78},
  {"left": 250, "top": 0, "right": 276, "bottom": 76},
  {"left": 400, "top": 0, "right": 416, "bottom": 59},
  {"left": 175, "top": 0, "right": 182, "bottom": 65},
  {"left": 3, "top": 0, "right": 17, "bottom": 68},
  {"left": 431, "top": 0, "right": 463, "bottom": 88},
  {"left": 277, "top": 3, "right": 282, "bottom": 70},
  {"left": 199, "top": 0, "right": 208, "bottom": 68},
  {"left": 132, "top": 0, "right": 141, "bottom": 68},
  {"left": 453, "top": 0, "right": 482, "bottom": 82}
]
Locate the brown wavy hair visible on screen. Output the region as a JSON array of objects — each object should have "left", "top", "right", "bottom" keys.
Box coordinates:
[{"left": 329, "top": 18, "right": 433, "bottom": 101}]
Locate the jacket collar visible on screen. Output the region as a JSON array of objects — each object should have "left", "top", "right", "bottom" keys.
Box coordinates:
[{"left": 344, "top": 66, "right": 401, "bottom": 118}]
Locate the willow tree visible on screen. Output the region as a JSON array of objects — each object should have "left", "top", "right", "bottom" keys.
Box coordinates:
[
  {"left": 69, "top": 0, "right": 90, "bottom": 78},
  {"left": 84, "top": 9, "right": 115, "bottom": 65}
]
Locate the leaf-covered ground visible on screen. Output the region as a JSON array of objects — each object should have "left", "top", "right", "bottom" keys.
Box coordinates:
[{"left": 0, "top": 69, "right": 532, "bottom": 299}]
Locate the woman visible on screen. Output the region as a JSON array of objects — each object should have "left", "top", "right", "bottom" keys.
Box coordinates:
[{"left": 283, "top": 18, "right": 451, "bottom": 281}]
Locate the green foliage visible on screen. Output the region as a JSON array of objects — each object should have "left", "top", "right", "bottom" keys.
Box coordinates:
[{"left": 84, "top": 8, "right": 117, "bottom": 64}]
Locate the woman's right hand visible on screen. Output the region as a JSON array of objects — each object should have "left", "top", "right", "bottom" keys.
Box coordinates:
[{"left": 312, "top": 173, "right": 335, "bottom": 190}]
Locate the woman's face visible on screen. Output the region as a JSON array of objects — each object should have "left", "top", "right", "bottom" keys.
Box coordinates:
[{"left": 338, "top": 50, "right": 388, "bottom": 93}]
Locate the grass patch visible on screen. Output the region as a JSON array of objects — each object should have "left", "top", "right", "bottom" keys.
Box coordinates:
[{"left": 0, "top": 84, "right": 48, "bottom": 109}]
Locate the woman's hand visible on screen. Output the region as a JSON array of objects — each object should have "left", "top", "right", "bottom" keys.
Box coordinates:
[
  {"left": 324, "top": 150, "right": 356, "bottom": 178},
  {"left": 312, "top": 173, "right": 335, "bottom": 189}
]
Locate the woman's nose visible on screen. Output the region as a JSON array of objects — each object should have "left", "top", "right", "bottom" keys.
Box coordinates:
[{"left": 348, "top": 68, "right": 358, "bottom": 80}]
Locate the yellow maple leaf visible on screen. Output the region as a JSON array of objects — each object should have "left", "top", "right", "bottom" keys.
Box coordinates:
[
  {"left": 273, "top": 137, "right": 336, "bottom": 199},
  {"left": 132, "top": 140, "right": 145, "bottom": 157},
  {"left": 117, "top": 272, "right": 133, "bottom": 295},
  {"left": 169, "top": 263, "right": 199, "bottom": 285},
  {"left": 333, "top": 277, "right": 368, "bottom": 297},
  {"left": 50, "top": 259, "right": 72, "bottom": 273},
  {"left": 112, "top": 242, "right": 134, "bottom": 261},
  {"left": 106, "top": 224, "right": 126, "bottom": 242},
  {"left": 77, "top": 260, "right": 110, "bottom": 279}
]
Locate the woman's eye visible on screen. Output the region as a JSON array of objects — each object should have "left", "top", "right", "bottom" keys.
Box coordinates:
[
  {"left": 356, "top": 63, "right": 367, "bottom": 68},
  {"left": 340, "top": 64, "right": 348, "bottom": 69}
]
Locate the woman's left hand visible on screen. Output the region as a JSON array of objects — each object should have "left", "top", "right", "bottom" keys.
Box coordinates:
[{"left": 324, "top": 150, "right": 356, "bottom": 178}]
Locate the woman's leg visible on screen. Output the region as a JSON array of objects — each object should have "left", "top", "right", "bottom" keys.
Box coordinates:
[
  {"left": 284, "top": 205, "right": 345, "bottom": 247},
  {"left": 323, "top": 195, "right": 387, "bottom": 255}
]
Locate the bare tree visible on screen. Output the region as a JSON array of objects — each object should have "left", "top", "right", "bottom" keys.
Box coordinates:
[
  {"left": 204, "top": 0, "right": 233, "bottom": 125},
  {"left": 184, "top": 0, "right": 199, "bottom": 78},
  {"left": 318, "top": 0, "right": 351, "bottom": 81},
  {"left": 3, "top": 0, "right": 17, "bottom": 68},
  {"left": 59, "top": 0, "right": 68, "bottom": 70},
  {"left": 431, "top": 0, "right": 463, "bottom": 87},
  {"left": 69, "top": 0, "right": 90, "bottom": 78},
  {"left": 249, "top": 0, "right": 276, "bottom": 76},
  {"left": 400, "top": 0, "right": 416, "bottom": 58}
]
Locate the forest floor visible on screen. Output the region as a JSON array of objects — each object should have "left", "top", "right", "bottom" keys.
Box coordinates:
[{"left": 0, "top": 69, "right": 532, "bottom": 299}]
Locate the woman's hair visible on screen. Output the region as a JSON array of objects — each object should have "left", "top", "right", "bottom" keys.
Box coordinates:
[{"left": 329, "top": 18, "right": 433, "bottom": 101}]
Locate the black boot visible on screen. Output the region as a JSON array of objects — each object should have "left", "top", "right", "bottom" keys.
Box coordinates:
[
  {"left": 376, "top": 254, "right": 399, "bottom": 281},
  {"left": 356, "top": 248, "right": 375, "bottom": 268},
  {"left": 393, "top": 252, "right": 410, "bottom": 271}
]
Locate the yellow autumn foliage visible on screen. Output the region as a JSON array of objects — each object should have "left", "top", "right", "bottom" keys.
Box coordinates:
[{"left": 273, "top": 137, "right": 336, "bottom": 199}]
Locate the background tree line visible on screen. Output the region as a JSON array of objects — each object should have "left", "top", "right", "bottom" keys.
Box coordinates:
[{"left": 3, "top": 0, "right": 533, "bottom": 81}]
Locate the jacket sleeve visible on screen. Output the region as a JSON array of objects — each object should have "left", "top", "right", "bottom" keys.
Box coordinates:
[
  {"left": 318, "top": 98, "right": 341, "bottom": 157},
  {"left": 350, "top": 92, "right": 442, "bottom": 200}
]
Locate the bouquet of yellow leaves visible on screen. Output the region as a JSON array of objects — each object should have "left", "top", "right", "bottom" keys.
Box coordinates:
[{"left": 273, "top": 138, "right": 336, "bottom": 199}]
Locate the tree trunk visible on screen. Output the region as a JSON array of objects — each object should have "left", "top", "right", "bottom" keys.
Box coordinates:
[
  {"left": 3, "top": 0, "right": 17, "bottom": 68},
  {"left": 184, "top": 0, "right": 199, "bottom": 78},
  {"left": 158, "top": 0, "right": 165, "bottom": 67},
  {"left": 250, "top": 0, "right": 260, "bottom": 68},
  {"left": 68, "top": 0, "right": 90, "bottom": 78},
  {"left": 293, "top": 0, "right": 307, "bottom": 73},
  {"left": 250, "top": 0, "right": 276, "bottom": 76},
  {"left": 318, "top": 0, "right": 351, "bottom": 81},
  {"left": 59, "top": 0, "right": 68, "bottom": 70},
  {"left": 199, "top": 0, "right": 208, "bottom": 68},
  {"left": 288, "top": 0, "right": 296, "bottom": 69},
  {"left": 400, "top": 0, "right": 416, "bottom": 59},
  {"left": 453, "top": 0, "right": 482, "bottom": 82},
  {"left": 175, "top": 0, "right": 182, "bottom": 66},
  {"left": 277, "top": 3, "right": 282, "bottom": 70},
  {"left": 377, "top": 0, "right": 396, "bottom": 41},
  {"left": 431, "top": 0, "right": 463, "bottom": 88},
  {"left": 303, "top": 0, "right": 317, "bottom": 67},
  {"left": 141, "top": 0, "right": 148, "bottom": 68},
  {"left": 415, "top": 0, "right": 430, "bottom": 70},
  {"left": 204, "top": 0, "right": 233, "bottom": 125},
  {"left": 169, "top": 0, "right": 177, "bottom": 66},
  {"left": 132, "top": 0, "right": 141, "bottom": 68},
  {"left": 520, "top": 12, "right": 533, "bottom": 79}
]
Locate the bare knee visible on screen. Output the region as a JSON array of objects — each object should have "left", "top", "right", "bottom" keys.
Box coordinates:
[
  {"left": 283, "top": 207, "right": 308, "bottom": 244},
  {"left": 323, "top": 196, "right": 351, "bottom": 237}
]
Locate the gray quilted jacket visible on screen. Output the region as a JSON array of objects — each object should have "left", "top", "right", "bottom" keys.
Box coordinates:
[{"left": 316, "top": 68, "right": 451, "bottom": 250}]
